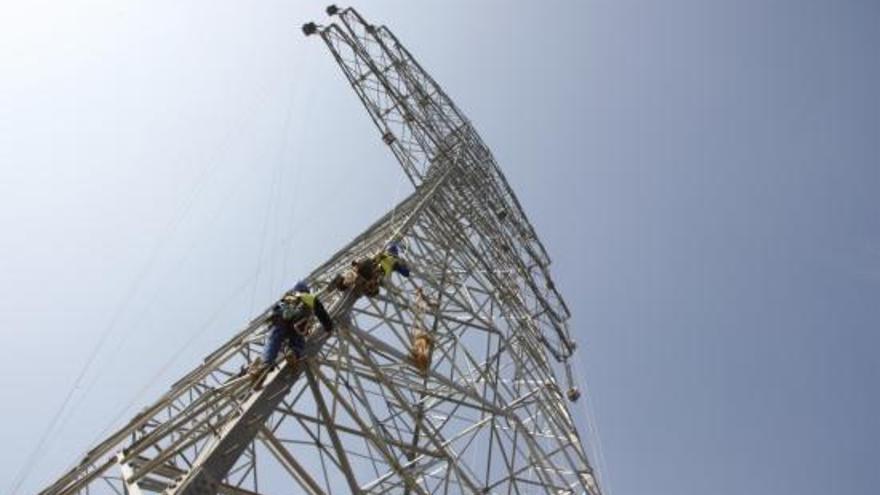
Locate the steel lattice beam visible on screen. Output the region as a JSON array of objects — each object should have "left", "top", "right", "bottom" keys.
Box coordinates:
[{"left": 38, "top": 7, "right": 603, "bottom": 495}]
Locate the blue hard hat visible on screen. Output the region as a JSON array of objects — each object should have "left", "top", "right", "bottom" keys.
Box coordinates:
[
  {"left": 293, "top": 281, "right": 310, "bottom": 293},
  {"left": 386, "top": 242, "right": 400, "bottom": 256}
]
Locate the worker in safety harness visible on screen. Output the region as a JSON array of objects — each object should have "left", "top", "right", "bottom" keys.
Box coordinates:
[
  {"left": 250, "top": 281, "right": 333, "bottom": 380},
  {"left": 332, "top": 242, "right": 411, "bottom": 297}
]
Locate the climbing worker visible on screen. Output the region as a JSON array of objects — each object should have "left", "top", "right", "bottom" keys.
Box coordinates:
[
  {"left": 377, "top": 242, "right": 411, "bottom": 279},
  {"left": 250, "top": 281, "right": 333, "bottom": 383},
  {"left": 333, "top": 242, "right": 411, "bottom": 297}
]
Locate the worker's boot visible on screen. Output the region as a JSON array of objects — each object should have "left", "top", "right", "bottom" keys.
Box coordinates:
[
  {"left": 248, "top": 358, "right": 271, "bottom": 390},
  {"left": 284, "top": 352, "right": 299, "bottom": 369},
  {"left": 331, "top": 274, "right": 347, "bottom": 292},
  {"left": 247, "top": 357, "right": 264, "bottom": 378}
]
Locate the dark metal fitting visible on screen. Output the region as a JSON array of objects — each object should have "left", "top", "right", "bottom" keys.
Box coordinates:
[{"left": 302, "top": 22, "right": 318, "bottom": 36}]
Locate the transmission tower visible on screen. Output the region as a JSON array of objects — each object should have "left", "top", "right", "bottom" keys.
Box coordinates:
[{"left": 38, "top": 6, "right": 603, "bottom": 495}]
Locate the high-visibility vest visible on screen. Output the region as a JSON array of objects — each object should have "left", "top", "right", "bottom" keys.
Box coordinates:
[
  {"left": 280, "top": 292, "right": 316, "bottom": 320},
  {"left": 377, "top": 253, "right": 397, "bottom": 277},
  {"left": 295, "top": 292, "right": 317, "bottom": 309}
]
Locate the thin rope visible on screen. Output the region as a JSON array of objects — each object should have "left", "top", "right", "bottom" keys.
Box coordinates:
[
  {"left": 379, "top": 142, "right": 414, "bottom": 254},
  {"left": 250, "top": 157, "right": 284, "bottom": 311},
  {"left": 278, "top": 49, "right": 319, "bottom": 287},
  {"left": 268, "top": 80, "right": 301, "bottom": 294},
  {"left": 250, "top": 85, "right": 296, "bottom": 312},
  {"left": 76, "top": 268, "right": 261, "bottom": 466},
  {"left": 8, "top": 65, "right": 284, "bottom": 495},
  {"left": 572, "top": 348, "right": 614, "bottom": 495}
]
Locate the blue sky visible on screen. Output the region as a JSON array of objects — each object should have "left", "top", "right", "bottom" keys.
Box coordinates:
[{"left": 1, "top": 1, "right": 877, "bottom": 494}]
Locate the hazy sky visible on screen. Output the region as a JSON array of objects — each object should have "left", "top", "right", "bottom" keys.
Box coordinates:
[{"left": 1, "top": 1, "right": 878, "bottom": 494}]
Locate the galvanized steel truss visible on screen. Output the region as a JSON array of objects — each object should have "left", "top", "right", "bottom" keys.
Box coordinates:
[{"left": 38, "top": 6, "right": 601, "bottom": 495}]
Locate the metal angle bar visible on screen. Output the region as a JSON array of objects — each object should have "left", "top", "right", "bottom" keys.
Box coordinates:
[
  {"left": 257, "top": 424, "right": 327, "bottom": 495},
  {"left": 417, "top": 312, "right": 578, "bottom": 491},
  {"left": 343, "top": 320, "right": 505, "bottom": 418},
  {"left": 61, "top": 171, "right": 447, "bottom": 494},
  {"left": 273, "top": 407, "right": 442, "bottom": 460},
  {"left": 320, "top": 17, "right": 570, "bottom": 351},
  {"left": 338, "top": 367, "right": 393, "bottom": 483},
  {"left": 310, "top": 363, "right": 430, "bottom": 495},
  {"left": 128, "top": 408, "right": 237, "bottom": 484},
  {"left": 337, "top": 10, "right": 452, "bottom": 151},
  {"left": 287, "top": 408, "right": 355, "bottom": 485},
  {"left": 117, "top": 457, "right": 144, "bottom": 495},
  {"left": 480, "top": 331, "right": 596, "bottom": 489},
  {"left": 337, "top": 321, "right": 484, "bottom": 493},
  {"left": 415, "top": 196, "right": 573, "bottom": 360},
  {"left": 342, "top": 11, "right": 553, "bottom": 271},
  {"left": 43, "top": 8, "right": 603, "bottom": 495},
  {"left": 40, "top": 344, "right": 257, "bottom": 495},
  {"left": 53, "top": 456, "right": 117, "bottom": 495},
  {"left": 120, "top": 383, "right": 246, "bottom": 465},
  {"left": 305, "top": 367, "right": 363, "bottom": 494},
  {"left": 166, "top": 364, "right": 306, "bottom": 494},
  {"left": 125, "top": 455, "right": 265, "bottom": 495},
  {"left": 319, "top": 26, "right": 424, "bottom": 182},
  {"left": 428, "top": 190, "right": 573, "bottom": 359}
]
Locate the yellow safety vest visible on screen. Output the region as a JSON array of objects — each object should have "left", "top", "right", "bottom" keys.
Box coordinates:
[
  {"left": 377, "top": 253, "right": 397, "bottom": 277},
  {"left": 282, "top": 292, "right": 316, "bottom": 310},
  {"left": 296, "top": 292, "right": 317, "bottom": 309}
]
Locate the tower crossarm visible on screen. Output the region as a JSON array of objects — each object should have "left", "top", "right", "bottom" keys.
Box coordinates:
[{"left": 315, "top": 7, "right": 574, "bottom": 359}]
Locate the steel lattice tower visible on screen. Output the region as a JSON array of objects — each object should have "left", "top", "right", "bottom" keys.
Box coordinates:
[{"left": 38, "top": 7, "right": 603, "bottom": 495}]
